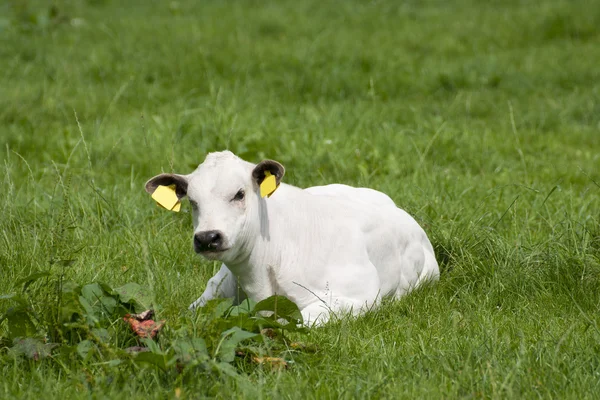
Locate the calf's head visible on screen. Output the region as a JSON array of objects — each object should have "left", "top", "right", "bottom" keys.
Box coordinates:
[{"left": 145, "top": 151, "right": 284, "bottom": 264}]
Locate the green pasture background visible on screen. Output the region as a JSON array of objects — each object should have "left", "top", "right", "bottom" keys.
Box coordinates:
[{"left": 1, "top": 0, "right": 599, "bottom": 398}]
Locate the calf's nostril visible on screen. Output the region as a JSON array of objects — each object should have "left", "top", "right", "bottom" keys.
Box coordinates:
[{"left": 209, "top": 232, "right": 222, "bottom": 247}]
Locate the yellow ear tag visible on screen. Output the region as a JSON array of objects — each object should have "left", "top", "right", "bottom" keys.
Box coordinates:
[
  {"left": 260, "top": 171, "right": 278, "bottom": 198},
  {"left": 151, "top": 184, "right": 181, "bottom": 212}
]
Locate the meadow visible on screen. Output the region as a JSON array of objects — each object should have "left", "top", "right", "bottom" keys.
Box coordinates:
[{"left": 1, "top": 0, "right": 599, "bottom": 398}]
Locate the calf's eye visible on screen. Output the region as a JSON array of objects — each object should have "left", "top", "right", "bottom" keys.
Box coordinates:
[{"left": 232, "top": 189, "right": 245, "bottom": 201}]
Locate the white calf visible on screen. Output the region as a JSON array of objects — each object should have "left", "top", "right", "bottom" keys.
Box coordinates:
[{"left": 146, "top": 151, "right": 439, "bottom": 325}]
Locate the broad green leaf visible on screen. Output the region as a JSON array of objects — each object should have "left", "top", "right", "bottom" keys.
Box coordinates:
[
  {"left": 77, "top": 340, "right": 96, "bottom": 360},
  {"left": 172, "top": 337, "right": 208, "bottom": 365},
  {"left": 80, "top": 283, "right": 118, "bottom": 322},
  {"left": 216, "top": 327, "right": 258, "bottom": 363},
  {"left": 91, "top": 328, "right": 110, "bottom": 343},
  {"left": 253, "top": 295, "right": 303, "bottom": 323},
  {"left": 191, "top": 297, "right": 234, "bottom": 324},
  {"left": 91, "top": 359, "right": 123, "bottom": 367},
  {"left": 199, "top": 297, "right": 235, "bottom": 319},
  {"left": 81, "top": 283, "right": 105, "bottom": 303},
  {"left": 60, "top": 289, "right": 84, "bottom": 323},
  {"left": 4, "top": 308, "right": 36, "bottom": 339},
  {"left": 191, "top": 337, "right": 207, "bottom": 353},
  {"left": 15, "top": 272, "right": 50, "bottom": 292},
  {"left": 99, "top": 282, "right": 115, "bottom": 295},
  {"left": 133, "top": 351, "right": 168, "bottom": 371},
  {"left": 141, "top": 337, "right": 164, "bottom": 355},
  {"left": 227, "top": 298, "right": 257, "bottom": 317},
  {"left": 10, "top": 337, "right": 53, "bottom": 360},
  {"left": 99, "top": 296, "right": 117, "bottom": 314},
  {"left": 213, "top": 361, "right": 240, "bottom": 377},
  {"left": 79, "top": 296, "right": 99, "bottom": 324},
  {"left": 214, "top": 313, "right": 257, "bottom": 333},
  {"left": 0, "top": 293, "right": 28, "bottom": 308},
  {"left": 112, "top": 283, "right": 153, "bottom": 312}
]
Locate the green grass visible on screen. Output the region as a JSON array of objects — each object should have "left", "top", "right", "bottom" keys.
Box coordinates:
[{"left": 1, "top": 0, "right": 600, "bottom": 398}]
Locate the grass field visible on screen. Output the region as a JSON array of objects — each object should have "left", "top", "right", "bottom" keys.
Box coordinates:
[{"left": 1, "top": 0, "right": 600, "bottom": 398}]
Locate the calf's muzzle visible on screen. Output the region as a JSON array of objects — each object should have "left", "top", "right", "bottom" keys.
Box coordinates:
[{"left": 194, "top": 230, "right": 225, "bottom": 253}]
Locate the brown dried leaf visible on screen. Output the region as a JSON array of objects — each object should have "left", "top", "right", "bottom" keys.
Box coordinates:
[
  {"left": 123, "top": 309, "right": 165, "bottom": 338},
  {"left": 260, "top": 328, "right": 279, "bottom": 339},
  {"left": 252, "top": 356, "right": 288, "bottom": 370}
]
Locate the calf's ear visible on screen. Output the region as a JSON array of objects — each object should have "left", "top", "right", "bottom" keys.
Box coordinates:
[
  {"left": 144, "top": 173, "right": 188, "bottom": 199},
  {"left": 252, "top": 159, "right": 285, "bottom": 187}
]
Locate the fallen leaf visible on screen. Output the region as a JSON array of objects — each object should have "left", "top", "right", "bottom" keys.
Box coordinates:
[
  {"left": 252, "top": 356, "right": 288, "bottom": 370},
  {"left": 290, "top": 342, "right": 317, "bottom": 352},
  {"left": 260, "top": 328, "right": 279, "bottom": 339},
  {"left": 123, "top": 309, "right": 165, "bottom": 339}
]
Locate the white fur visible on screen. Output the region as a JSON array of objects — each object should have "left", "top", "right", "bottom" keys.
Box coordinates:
[{"left": 166, "top": 151, "right": 439, "bottom": 326}]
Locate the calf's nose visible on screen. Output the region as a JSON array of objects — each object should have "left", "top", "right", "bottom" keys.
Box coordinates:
[{"left": 194, "top": 230, "right": 224, "bottom": 253}]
